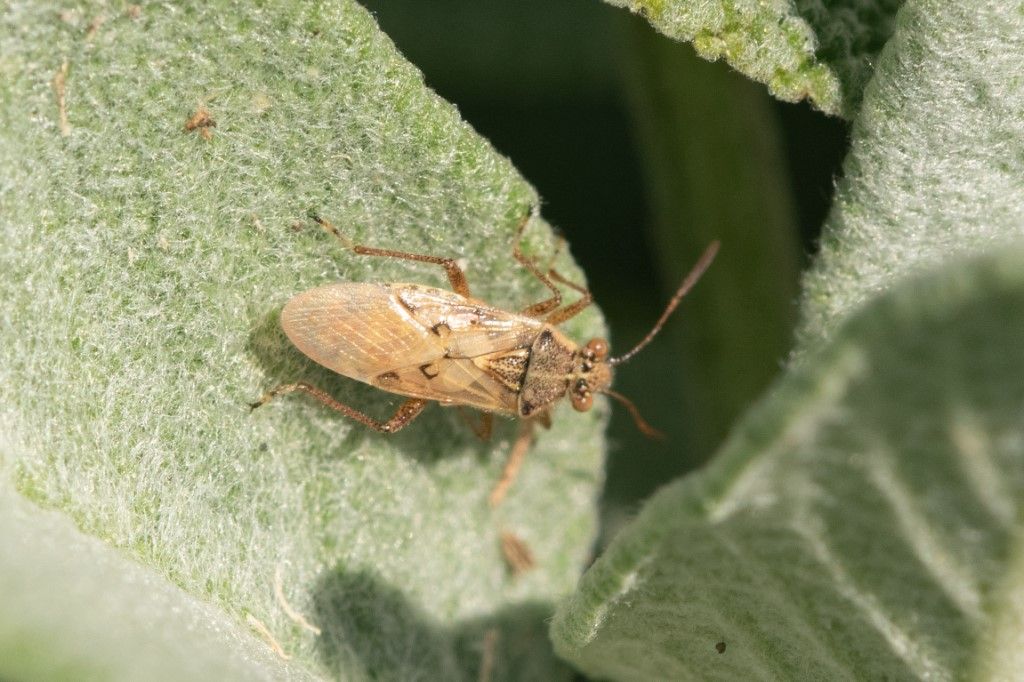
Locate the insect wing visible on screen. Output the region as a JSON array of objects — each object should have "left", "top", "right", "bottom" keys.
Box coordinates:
[
  {"left": 394, "top": 285, "right": 540, "bottom": 358},
  {"left": 376, "top": 354, "right": 522, "bottom": 411},
  {"left": 282, "top": 282, "right": 431, "bottom": 379},
  {"left": 281, "top": 283, "right": 541, "bottom": 412}
]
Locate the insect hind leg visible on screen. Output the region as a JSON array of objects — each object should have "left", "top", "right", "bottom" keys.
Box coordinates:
[
  {"left": 310, "top": 214, "right": 472, "bottom": 298},
  {"left": 250, "top": 382, "right": 428, "bottom": 433}
]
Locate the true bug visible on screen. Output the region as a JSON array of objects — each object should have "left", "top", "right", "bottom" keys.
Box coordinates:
[{"left": 251, "top": 210, "right": 718, "bottom": 505}]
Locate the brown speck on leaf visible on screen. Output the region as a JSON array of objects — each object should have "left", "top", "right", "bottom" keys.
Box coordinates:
[
  {"left": 126, "top": 5, "right": 142, "bottom": 19},
  {"left": 85, "top": 14, "right": 106, "bottom": 40},
  {"left": 716, "top": 641, "right": 726, "bottom": 654},
  {"left": 52, "top": 59, "right": 71, "bottom": 137},
  {"left": 289, "top": 220, "right": 304, "bottom": 232},
  {"left": 184, "top": 107, "right": 216, "bottom": 138},
  {"left": 500, "top": 530, "right": 535, "bottom": 577}
]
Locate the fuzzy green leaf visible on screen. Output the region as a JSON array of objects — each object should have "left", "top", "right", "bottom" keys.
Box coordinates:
[
  {"left": 552, "top": 1, "right": 1024, "bottom": 679},
  {"left": 0, "top": 1, "right": 605, "bottom": 679},
  {"left": 797, "top": 0, "right": 1024, "bottom": 348},
  {"left": 552, "top": 246, "right": 1024, "bottom": 681},
  {"left": 603, "top": 0, "right": 904, "bottom": 117},
  {"left": 0, "top": 485, "right": 303, "bottom": 681}
]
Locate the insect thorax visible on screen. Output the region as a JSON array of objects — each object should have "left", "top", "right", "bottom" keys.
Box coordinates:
[
  {"left": 483, "top": 349, "right": 530, "bottom": 393},
  {"left": 518, "top": 328, "right": 577, "bottom": 418}
]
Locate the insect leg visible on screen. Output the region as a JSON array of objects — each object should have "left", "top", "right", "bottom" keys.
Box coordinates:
[
  {"left": 488, "top": 419, "right": 535, "bottom": 507},
  {"left": 544, "top": 269, "right": 594, "bottom": 325},
  {"left": 273, "top": 565, "right": 321, "bottom": 635},
  {"left": 457, "top": 408, "right": 494, "bottom": 441},
  {"left": 536, "top": 410, "right": 552, "bottom": 430},
  {"left": 499, "top": 530, "right": 535, "bottom": 576},
  {"left": 250, "top": 382, "right": 428, "bottom": 433},
  {"left": 513, "top": 208, "right": 563, "bottom": 318},
  {"left": 311, "top": 215, "right": 471, "bottom": 298}
]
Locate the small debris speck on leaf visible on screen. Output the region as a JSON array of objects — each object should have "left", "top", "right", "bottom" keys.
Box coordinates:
[{"left": 184, "top": 107, "right": 216, "bottom": 140}]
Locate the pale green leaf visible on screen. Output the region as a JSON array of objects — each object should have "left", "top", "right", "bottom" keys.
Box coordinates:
[
  {"left": 552, "top": 246, "right": 1024, "bottom": 681},
  {"left": 797, "top": 0, "right": 1024, "bottom": 348},
  {"left": 0, "top": 1, "right": 605, "bottom": 679},
  {"left": 552, "top": 1, "right": 1024, "bottom": 679},
  {"left": 603, "top": 0, "right": 904, "bottom": 116},
  {"left": 0, "top": 485, "right": 304, "bottom": 681}
]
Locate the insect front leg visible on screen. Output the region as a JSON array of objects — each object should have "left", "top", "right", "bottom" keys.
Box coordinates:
[
  {"left": 311, "top": 214, "right": 472, "bottom": 298},
  {"left": 250, "top": 382, "right": 428, "bottom": 433},
  {"left": 544, "top": 268, "right": 593, "bottom": 325},
  {"left": 512, "top": 208, "right": 563, "bottom": 318},
  {"left": 488, "top": 419, "right": 536, "bottom": 507},
  {"left": 512, "top": 208, "right": 594, "bottom": 322}
]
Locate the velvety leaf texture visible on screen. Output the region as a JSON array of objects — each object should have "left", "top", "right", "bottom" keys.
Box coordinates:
[
  {"left": 552, "top": 247, "right": 1024, "bottom": 681},
  {"left": 797, "top": 0, "right": 1024, "bottom": 347},
  {"left": 0, "top": 1, "right": 606, "bottom": 679},
  {"left": 602, "top": 0, "right": 905, "bottom": 116},
  {"left": 553, "top": 0, "right": 1024, "bottom": 679}
]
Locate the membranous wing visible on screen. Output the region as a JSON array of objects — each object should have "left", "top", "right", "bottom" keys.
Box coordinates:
[{"left": 280, "top": 282, "right": 543, "bottom": 413}]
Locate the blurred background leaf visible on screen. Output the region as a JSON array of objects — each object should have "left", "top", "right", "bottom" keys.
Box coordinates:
[{"left": 621, "top": 22, "right": 802, "bottom": 473}]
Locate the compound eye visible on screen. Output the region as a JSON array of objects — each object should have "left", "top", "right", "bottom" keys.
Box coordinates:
[
  {"left": 572, "top": 392, "right": 593, "bottom": 412},
  {"left": 572, "top": 380, "right": 593, "bottom": 412},
  {"left": 586, "top": 338, "right": 609, "bottom": 360}
]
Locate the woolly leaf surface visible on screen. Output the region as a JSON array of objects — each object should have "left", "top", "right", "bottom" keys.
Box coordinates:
[{"left": 0, "top": 1, "right": 606, "bottom": 679}]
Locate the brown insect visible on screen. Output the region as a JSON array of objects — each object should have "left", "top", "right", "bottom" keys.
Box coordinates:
[{"left": 251, "top": 210, "right": 718, "bottom": 505}]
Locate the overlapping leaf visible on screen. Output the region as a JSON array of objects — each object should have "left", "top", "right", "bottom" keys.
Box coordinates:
[{"left": 604, "top": 0, "right": 904, "bottom": 116}]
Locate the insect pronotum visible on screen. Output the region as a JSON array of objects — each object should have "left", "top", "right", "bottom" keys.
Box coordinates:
[{"left": 251, "top": 209, "right": 719, "bottom": 506}]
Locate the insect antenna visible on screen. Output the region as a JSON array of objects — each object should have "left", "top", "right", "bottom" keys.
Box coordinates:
[
  {"left": 601, "top": 389, "right": 664, "bottom": 440},
  {"left": 608, "top": 241, "right": 720, "bottom": 366}
]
